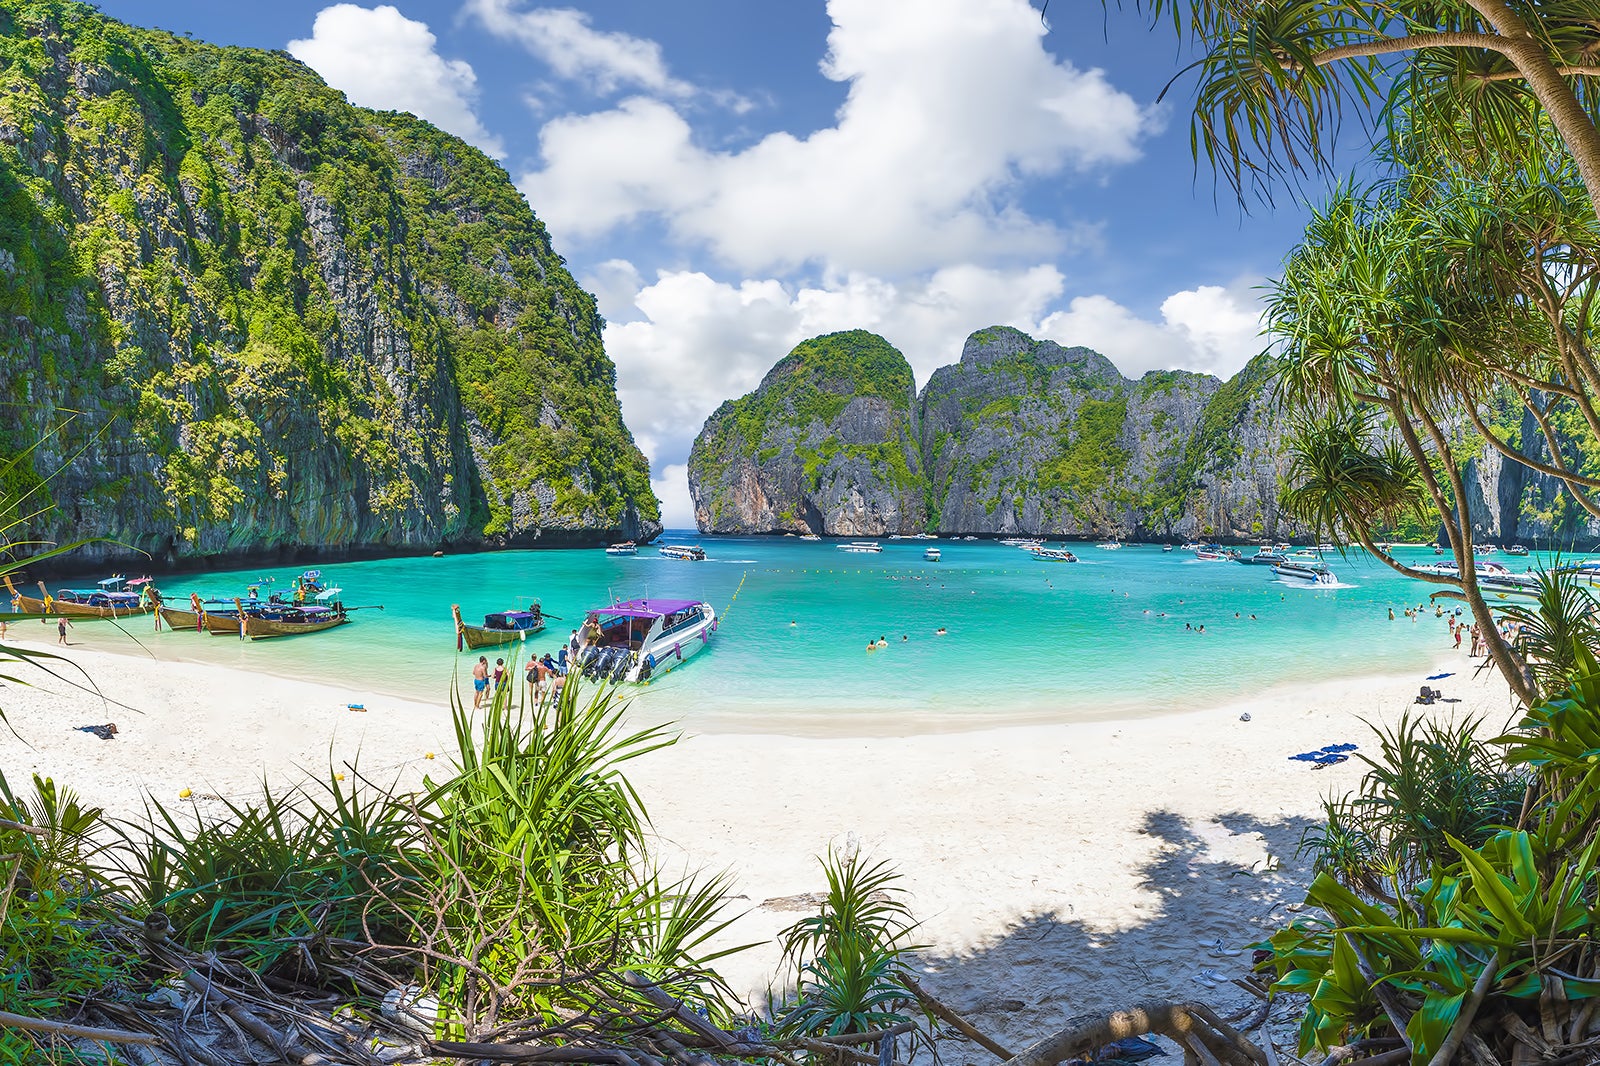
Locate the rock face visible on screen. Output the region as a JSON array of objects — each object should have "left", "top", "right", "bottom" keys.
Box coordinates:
[
  {"left": 689, "top": 326, "right": 1299, "bottom": 539},
  {"left": 0, "top": 1, "right": 659, "bottom": 567},
  {"left": 691, "top": 323, "right": 1600, "bottom": 545},
  {"left": 688, "top": 331, "right": 925, "bottom": 536}
]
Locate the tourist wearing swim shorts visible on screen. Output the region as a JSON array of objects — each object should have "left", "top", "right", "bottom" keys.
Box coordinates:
[{"left": 472, "top": 655, "right": 489, "bottom": 709}]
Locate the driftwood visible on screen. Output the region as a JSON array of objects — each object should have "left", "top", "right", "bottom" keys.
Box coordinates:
[
  {"left": 901, "top": 973, "right": 1016, "bottom": 1060},
  {"left": 999, "top": 1001, "right": 1268, "bottom": 1066},
  {"left": 0, "top": 1008, "right": 164, "bottom": 1046}
]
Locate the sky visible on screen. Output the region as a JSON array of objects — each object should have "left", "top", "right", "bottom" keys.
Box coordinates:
[{"left": 96, "top": 0, "right": 1335, "bottom": 526}]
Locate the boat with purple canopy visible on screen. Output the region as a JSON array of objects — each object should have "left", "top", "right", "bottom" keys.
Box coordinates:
[{"left": 576, "top": 597, "right": 717, "bottom": 683}]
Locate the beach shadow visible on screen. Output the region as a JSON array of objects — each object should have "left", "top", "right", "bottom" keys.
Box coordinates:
[{"left": 908, "top": 809, "right": 1318, "bottom": 1059}]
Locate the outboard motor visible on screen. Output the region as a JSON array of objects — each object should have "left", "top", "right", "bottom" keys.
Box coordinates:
[{"left": 609, "top": 652, "right": 631, "bottom": 682}]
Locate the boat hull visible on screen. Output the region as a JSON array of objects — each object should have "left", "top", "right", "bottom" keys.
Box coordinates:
[
  {"left": 205, "top": 613, "right": 243, "bottom": 636},
  {"left": 245, "top": 615, "right": 350, "bottom": 640},
  {"left": 158, "top": 606, "right": 207, "bottom": 632},
  {"left": 459, "top": 622, "right": 544, "bottom": 650},
  {"left": 1273, "top": 564, "right": 1337, "bottom": 586}
]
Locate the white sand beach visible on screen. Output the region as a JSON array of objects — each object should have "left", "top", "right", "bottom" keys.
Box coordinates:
[{"left": 0, "top": 632, "right": 1518, "bottom": 1054}]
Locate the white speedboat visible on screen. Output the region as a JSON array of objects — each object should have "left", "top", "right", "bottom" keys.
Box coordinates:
[
  {"left": 1273, "top": 562, "right": 1338, "bottom": 586},
  {"left": 576, "top": 598, "right": 716, "bottom": 683},
  {"left": 1096, "top": 541, "right": 1122, "bottom": 550},
  {"left": 1504, "top": 545, "right": 1529, "bottom": 556},
  {"left": 1242, "top": 549, "right": 1288, "bottom": 566},
  {"left": 659, "top": 544, "right": 706, "bottom": 561},
  {"left": 1000, "top": 537, "right": 1042, "bottom": 549},
  {"left": 1032, "top": 547, "right": 1078, "bottom": 563},
  {"left": 924, "top": 547, "right": 942, "bottom": 561},
  {"left": 1289, "top": 548, "right": 1324, "bottom": 560},
  {"left": 605, "top": 541, "right": 637, "bottom": 556},
  {"left": 838, "top": 541, "right": 882, "bottom": 553},
  {"left": 799, "top": 533, "right": 821, "bottom": 541}
]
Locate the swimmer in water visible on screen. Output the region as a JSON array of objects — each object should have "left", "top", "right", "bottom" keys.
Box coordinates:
[
  {"left": 935, "top": 627, "right": 947, "bottom": 635},
  {"left": 877, "top": 636, "right": 888, "bottom": 648}
]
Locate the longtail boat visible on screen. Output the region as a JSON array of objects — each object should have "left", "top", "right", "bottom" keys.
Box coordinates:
[
  {"left": 153, "top": 591, "right": 211, "bottom": 633},
  {"left": 452, "top": 603, "right": 546, "bottom": 651},
  {"left": 238, "top": 597, "right": 351, "bottom": 640},
  {"left": 4, "top": 575, "right": 152, "bottom": 618}
]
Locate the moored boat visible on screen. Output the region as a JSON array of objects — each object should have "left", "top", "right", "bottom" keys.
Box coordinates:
[
  {"left": 837, "top": 541, "right": 882, "bottom": 554},
  {"left": 799, "top": 533, "right": 821, "bottom": 541},
  {"left": 1241, "top": 549, "right": 1288, "bottom": 566},
  {"left": 605, "top": 541, "right": 638, "bottom": 555},
  {"left": 452, "top": 603, "right": 547, "bottom": 651},
  {"left": 1096, "top": 541, "right": 1122, "bottom": 550},
  {"left": 1031, "top": 547, "right": 1078, "bottom": 563},
  {"left": 576, "top": 598, "right": 717, "bottom": 683},
  {"left": 5, "top": 576, "right": 153, "bottom": 618},
  {"left": 1504, "top": 544, "right": 1530, "bottom": 556},
  {"left": 659, "top": 544, "right": 707, "bottom": 561},
  {"left": 923, "top": 547, "right": 942, "bottom": 561},
  {"left": 240, "top": 602, "right": 351, "bottom": 640},
  {"left": 1273, "top": 562, "right": 1338, "bottom": 586}
]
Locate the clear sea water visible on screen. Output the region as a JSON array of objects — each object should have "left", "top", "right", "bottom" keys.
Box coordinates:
[{"left": 38, "top": 535, "right": 1534, "bottom": 732}]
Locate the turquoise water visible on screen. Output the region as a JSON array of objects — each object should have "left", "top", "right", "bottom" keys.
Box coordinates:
[{"left": 49, "top": 537, "right": 1522, "bottom": 730}]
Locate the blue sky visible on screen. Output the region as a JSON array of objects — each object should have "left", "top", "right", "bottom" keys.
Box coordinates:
[{"left": 96, "top": 0, "right": 1332, "bottom": 525}]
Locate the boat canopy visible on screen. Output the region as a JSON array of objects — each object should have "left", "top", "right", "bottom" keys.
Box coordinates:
[
  {"left": 591, "top": 598, "right": 701, "bottom": 619},
  {"left": 484, "top": 610, "right": 540, "bottom": 628},
  {"left": 314, "top": 587, "right": 343, "bottom": 601}
]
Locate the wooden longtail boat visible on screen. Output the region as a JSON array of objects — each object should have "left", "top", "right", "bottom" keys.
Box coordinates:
[
  {"left": 153, "top": 591, "right": 209, "bottom": 633},
  {"left": 3, "top": 576, "right": 152, "bottom": 618},
  {"left": 452, "top": 603, "right": 546, "bottom": 651},
  {"left": 205, "top": 606, "right": 244, "bottom": 637},
  {"left": 236, "top": 598, "right": 351, "bottom": 641}
]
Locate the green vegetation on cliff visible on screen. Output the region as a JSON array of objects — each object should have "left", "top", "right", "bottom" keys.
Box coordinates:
[
  {"left": 688, "top": 331, "right": 927, "bottom": 533},
  {"left": 0, "top": 0, "right": 656, "bottom": 557}
]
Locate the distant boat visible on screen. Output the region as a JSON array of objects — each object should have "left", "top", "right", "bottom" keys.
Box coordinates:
[
  {"left": 962, "top": 535, "right": 978, "bottom": 541},
  {"left": 1031, "top": 547, "right": 1078, "bottom": 563},
  {"left": 838, "top": 541, "right": 882, "bottom": 553},
  {"left": 1475, "top": 544, "right": 1499, "bottom": 556},
  {"left": 576, "top": 598, "right": 717, "bottom": 683},
  {"left": 1179, "top": 542, "right": 1202, "bottom": 551},
  {"left": 1162, "top": 544, "right": 1174, "bottom": 552},
  {"left": 453, "top": 603, "right": 546, "bottom": 651},
  {"left": 799, "top": 533, "right": 821, "bottom": 541},
  {"left": 1096, "top": 541, "right": 1122, "bottom": 550},
  {"left": 605, "top": 541, "right": 638, "bottom": 555},
  {"left": 1273, "top": 562, "right": 1338, "bottom": 586},
  {"left": 1241, "top": 549, "right": 1288, "bottom": 566},
  {"left": 1504, "top": 545, "right": 1530, "bottom": 556},
  {"left": 659, "top": 544, "right": 707, "bottom": 561},
  {"left": 924, "top": 547, "right": 942, "bottom": 561},
  {"left": 1195, "top": 546, "right": 1232, "bottom": 561}
]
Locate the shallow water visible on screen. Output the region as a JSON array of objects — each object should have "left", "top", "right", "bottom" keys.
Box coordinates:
[{"left": 32, "top": 537, "right": 1539, "bottom": 730}]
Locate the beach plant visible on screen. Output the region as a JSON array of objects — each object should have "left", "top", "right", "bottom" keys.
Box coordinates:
[
  {"left": 1268, "top": 666, "right": 1600, "bottom": 1061},
  {"left": 774, "top": 849, "right": 924, "bottom": 1040}
]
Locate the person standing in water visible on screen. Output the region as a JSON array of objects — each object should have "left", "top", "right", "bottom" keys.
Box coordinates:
[{"left": 472, "top": 656, "right": 489, "bottom": 709}]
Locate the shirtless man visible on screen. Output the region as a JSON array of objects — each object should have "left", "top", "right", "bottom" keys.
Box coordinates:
[{"left": 472, "top": 655, "right": 489, "bottom": 709}]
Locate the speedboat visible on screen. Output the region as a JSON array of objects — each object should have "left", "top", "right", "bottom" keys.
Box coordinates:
[
  {"left": 1000, "top": 537, "right": 1042, "bottom": 549},
  {"left": 1096, "top": 541, "right": 1122, "bottom": 550},
  {"left": 837, "top": 541, "right": 882, "bottom": 553},
  {"left": 924, "top": 547, "right": 942, "bottom": 561},
  {"left": 1031, "top": 547, "right": 1078, "bottom": 563},
  {"left": 1475, "top": 544, "right": 1499, "bottom": 555},
  {"left": 605, "top": 541, "right": 638, "bottom": 555},
  {"left": 799, "top": 534, "right": 821, "bottom": 541},
  {"left": 1242, "top": 549, "right": 1288, "bottom": 566},
  {"left": 1195, "top": 546, "right": 1232, "bottom": 561},
  {"left": 452, "top": 603, "right": 546, "bottom": 651},
  {"left": 1273, "top": 562, "right": 1338, "bottom": 586},
  {"left": 1162, "top": 544, "right": 1174, "bottom": 552},
  {"left": 1504, "top": 545, "right": 1530, "bottom": 556},
  {"left": 1289, "top": 548, "right": 1324, "bottom": 560},
  {"left": 659, "top": 544, "right": 707, "bottom": 561},
  {"left": 577, "top": 598, "right": 717, "bottom": 683}
]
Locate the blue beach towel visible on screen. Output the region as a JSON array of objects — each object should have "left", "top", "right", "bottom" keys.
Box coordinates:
[
  {"left": 1426, "top": 672, "right": 1454, "bottom": 681},
  {"left": 1290, "top": 743, "right": 1358, "bottom": 765}
]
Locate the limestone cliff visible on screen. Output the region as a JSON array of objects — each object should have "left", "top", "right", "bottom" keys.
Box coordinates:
[
  {"left": 688, "top": 326, "right": 1297, "bottom": 540},
  {"left": 687, "top": 331, "right": 926, "bottom": 536},
  {"left": 0, "top": 0, "right": 659, "bottom": 567}
]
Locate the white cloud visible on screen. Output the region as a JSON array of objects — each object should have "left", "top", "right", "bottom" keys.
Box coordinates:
[
  {"left": 518, "top": 0, "right": 1156, "bottom": 275},
  {"left": 289, "top": 4, "right": 505, "bottom": 157},
  {"left": 1036, "top": 282, "right": 1265, "bottom": 378},
  {"left": 465, "top": 0, "right": 695, "bottom": 98},
  {"left": 651, "top": 464, "right": 695, "bottom": 530}
]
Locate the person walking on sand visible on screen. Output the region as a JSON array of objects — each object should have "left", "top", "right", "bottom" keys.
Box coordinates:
[
  {"left": 493, "top": 658, "right": 507, "bottom": 695},
  {"left": 1469, "top": 623, "right": 1483, "bottom": 657},
  {"left": 56, "top": 615, "right": 72, "bottom": 645},
  {"left": 526, "top": 656, "right": 542, "bottom": 702},
  {"left": 1454, "top": 625, "right": 1464, "bottom": 651},
  {"left": 472, "top": 655, "right": 489, "bottom": 709}
]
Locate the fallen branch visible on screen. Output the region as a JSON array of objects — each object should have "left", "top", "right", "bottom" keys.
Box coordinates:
[
  {"left": 0, "top": 1008, "right": 163, "bottom": 1046},
  {"left": 622, "top": 970, "right": 740, "bottom": 1049},
  {"left": 902, "top": 973, "right": 1015, "bottom": 1060},
  {"left": 806, "top": 1023, "right": 916, "bottom": 1046},
  {"left": 0, "top": 817, "right": 47, "bottom": 837},
  {"left": 1000, "top": 1001, "right": 1263, "bottom": 1066},
  {"left": 1426, "top": 951, "right": 1499, "bottom": 1066}
]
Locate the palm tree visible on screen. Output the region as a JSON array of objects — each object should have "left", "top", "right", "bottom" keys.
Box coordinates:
[{"left": 1118, "top": 1, "right": 1600, "bottom": 210}]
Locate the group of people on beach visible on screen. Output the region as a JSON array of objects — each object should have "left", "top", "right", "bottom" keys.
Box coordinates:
[
  {"left": 1388, "top": 601, "right": 1525, "bottom": 657},
  {"left": 468, "top": 625, "right": 610, "bottom": 709}
]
